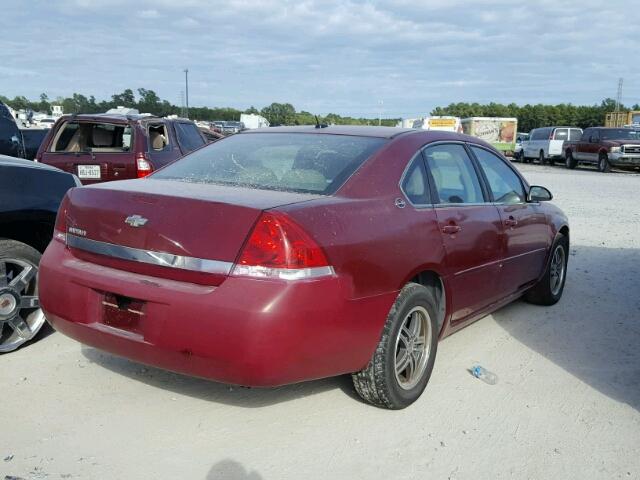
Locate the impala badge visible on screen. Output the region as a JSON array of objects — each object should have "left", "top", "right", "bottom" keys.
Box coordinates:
[{"left": 125, "top": 215, "right": 148, "bottom": 227}]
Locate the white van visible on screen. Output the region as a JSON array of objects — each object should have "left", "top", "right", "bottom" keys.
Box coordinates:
[{"left": 523, "top": 126, "right": 582, "bottom": 165}]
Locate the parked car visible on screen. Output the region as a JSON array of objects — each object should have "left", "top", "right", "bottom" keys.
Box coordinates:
[
  {"left": 39, "top": 127, "right": 569, "bottom": 409},
  {"left": 564, "top": 127, "right": 640, "bottom": 172},
  {"left": 222, "top": 121, "right": 245, "bottom": 134},
  {"left": 37, "top": 114, "right": 207, "bottom": 184},
  {"left": 513, "top": 132, "right": 529, "bottom": 161},
  {"left": 0, "top": 102, "right": 26, "bottom": 158},
  {"left": 20, "top": 128, "right": 49, "bottom": 160},
  {"left": 0, "top": 155, "right": 80, "bottom": 352},
  {"left": 199, "top": 127, "right": 225, "bottom": 143},
  {"left": 522, "top": 126, "right": 582, "bottom": 165}
]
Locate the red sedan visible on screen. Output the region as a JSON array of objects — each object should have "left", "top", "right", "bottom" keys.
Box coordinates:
[{"left": 39, "top": 126, "right": 569, "bottom": 409}]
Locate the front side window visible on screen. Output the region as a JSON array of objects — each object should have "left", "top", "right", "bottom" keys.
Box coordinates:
[
  {"left": 601, "top": 129, "right": 640, "bottom": 140},
  {"left": 401, "top": 154, "right": 430, "bottom": 205},
  {"left": 471, "top": 146, "right": 525, "bottom": 204},
  {"left": 423, "top": 144, "right": 484, "bottom": 204},
  {"left": 152, "top": 132, "right": 387, "bottom": 195}
]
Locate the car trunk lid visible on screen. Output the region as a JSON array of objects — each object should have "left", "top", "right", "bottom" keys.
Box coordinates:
[{"left": 63, "top": 179, "right": 321, "bottom": 285}]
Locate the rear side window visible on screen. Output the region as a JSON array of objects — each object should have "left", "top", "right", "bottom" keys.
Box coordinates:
[
  {"left": 569, "top": 129, "right": 582, "bottom": 141},
  {"left": 401, "top": 154, "right": 430, "bottom": 205},
  {"left": 148, "top": 123, "right": 170, "bottom": 152},
  {"left": 553, "top": 128, "right": 568, "bottom": 140},
  {"left": 423, "top": 144, "right": 484, "bottom": 204},
  {"left": 471, "top": 146, "right": 525, "bottom": 204},
  {"left": 152, "top": 132, "right": 387, "bottom": 195},
  {"left": 174, "top": 122, "right": 205, "bottom": 153},
  {"left": 50, "top": 122, "right": 132, "bottom": 152}
]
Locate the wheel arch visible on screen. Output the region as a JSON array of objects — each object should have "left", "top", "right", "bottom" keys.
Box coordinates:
[
  {"left": 407, "top": 269, "right": 447, "bottom": 335},
  {"left": 0, "top": 215, "right": 55, "bottom": 253}
]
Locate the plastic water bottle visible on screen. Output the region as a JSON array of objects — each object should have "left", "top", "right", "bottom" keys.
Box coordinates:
[{"left": 471, "top": 365, "right": 498, "bottom": 385}]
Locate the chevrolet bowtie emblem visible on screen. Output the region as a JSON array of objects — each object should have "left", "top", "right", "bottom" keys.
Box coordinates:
[{"left": 124, "top": 215, "right": 148, "bottom": 227}]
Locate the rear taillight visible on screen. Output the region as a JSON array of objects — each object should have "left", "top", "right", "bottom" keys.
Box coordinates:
[
  {"left": 136, "top": 152, "right": 153, "bottom": 178},
  {"left": 232, "top": 212, "right": 334, "bottom": 280},
  {"left": 53, "top": 195, "right": 70, "bottom": 244}
]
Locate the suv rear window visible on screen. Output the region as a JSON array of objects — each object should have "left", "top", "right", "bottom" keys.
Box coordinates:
[
  {"left": 152, "top": 132, "right": 387, "bottom": 195},
  {"left": 50, "top": 121, "right": 133, "bottom": 153}
]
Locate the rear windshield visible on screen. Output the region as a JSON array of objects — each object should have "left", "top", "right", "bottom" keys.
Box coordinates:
[
  {"left": 50, "top": 121, "right": 133, "bottom": 153},
  {"left": 152, "top": 132, "right": 387, "bottom": 195}
]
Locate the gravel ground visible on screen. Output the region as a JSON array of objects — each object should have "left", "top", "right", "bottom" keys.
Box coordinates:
[{"left": 2, "top": 163, "right": 639, "bottom": 480}]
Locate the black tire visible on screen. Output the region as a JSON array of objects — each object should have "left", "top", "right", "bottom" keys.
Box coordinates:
[
  {"left": 352, "top": 283, "right": 439, "bottom": 409},
  {"left": 565, "top": 150, "right": 577, "bottom": 169},
  {"left": 525, "top": 235, "right": 569, "bottom": 306},
  {"left": 539, "top": 150, "right": 546, "bottom": 165},
  {"left": 0, "top": 239, "right": 47, "bottom": 353},
  {"left": 598, "top": 152, "right": 611, "bottom": 173}
]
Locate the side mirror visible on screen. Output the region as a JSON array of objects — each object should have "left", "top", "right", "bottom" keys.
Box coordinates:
[{"left": 528, "top": 185, "right": 553, "bottom": 202}]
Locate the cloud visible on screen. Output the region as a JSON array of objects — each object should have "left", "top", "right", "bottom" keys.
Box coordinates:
[{"left": 1, "top": 0, "right": 638, "bottom": 116}]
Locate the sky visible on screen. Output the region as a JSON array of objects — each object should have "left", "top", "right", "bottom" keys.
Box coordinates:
[{"left": 2, "top": 0, "right": 639, "bottom": 118}]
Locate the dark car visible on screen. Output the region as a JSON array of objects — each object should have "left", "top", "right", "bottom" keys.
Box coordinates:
[
  {"left": 0, "top": 155, "right": 80, "bottom": 352},
  {"left": 39, "top": 127, "right": 569, "bottom": 409},
  {"left": 0, "top": 102, "right": 25, "bottom": 158},
  {"left": 37, "top": 114, "right": 207, "bottom": 184},
  {"left": 564, "top": 127, "right": 640, "bottom": 172},
  {"left": 20, "top": 128, "right": 49, "bottom": 160}
]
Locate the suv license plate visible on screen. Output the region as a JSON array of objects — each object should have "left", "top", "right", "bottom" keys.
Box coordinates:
[{"left": 77, "top": 165, "right": 101, "bottom": 179}]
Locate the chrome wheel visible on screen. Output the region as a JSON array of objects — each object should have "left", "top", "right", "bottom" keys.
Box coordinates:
[
  {"left": 549, "top": 245, "right": 566, "bottom": 296},
  {"left": 0, "top": 258, "right": 44, "bottom": 353},
  {"left": 394, "top": 306, "right": 432, "bottom": 390}
]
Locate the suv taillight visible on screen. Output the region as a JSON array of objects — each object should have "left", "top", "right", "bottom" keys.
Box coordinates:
[
  {"left": 136, "top": 152, "right": 153, "bottom": 178},
  {"left": 232, "top": 212, "right": 334, "bottom": 280}
]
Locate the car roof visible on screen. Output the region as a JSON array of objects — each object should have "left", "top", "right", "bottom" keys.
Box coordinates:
[{"left": 242, "top": 125, "right": 417, "bottom": 139}]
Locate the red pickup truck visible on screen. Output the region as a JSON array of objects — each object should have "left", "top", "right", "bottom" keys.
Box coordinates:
[{"left": 564, "top": 127, "right": 640, "bottom": 172}]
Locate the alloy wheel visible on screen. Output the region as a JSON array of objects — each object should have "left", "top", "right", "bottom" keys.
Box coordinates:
[
  {"left": 549, "top": 245, "right": 566, "bottom": 296},
  {"left": 0, "top": 258, "right": 44, "bottom": 353},
  {"left": 394, "top": 306, "right": 432, "bottom": 390}
]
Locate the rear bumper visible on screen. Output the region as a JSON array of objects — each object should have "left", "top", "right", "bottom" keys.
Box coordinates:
[{"left": 40, "top": 241, "right": 395, "bottom": 387}]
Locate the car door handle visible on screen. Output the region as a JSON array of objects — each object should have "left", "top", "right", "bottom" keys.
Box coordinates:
[
  {"left": 442, "top": 225, "right": 462, "bottom": 235},
  {"left": 504, "top": 216, "right": 517, "bottom": 227}
]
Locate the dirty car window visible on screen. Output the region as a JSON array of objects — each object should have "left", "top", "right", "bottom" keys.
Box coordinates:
[{"left": 152, "top": 133, "right": 386, "bottom": 195}]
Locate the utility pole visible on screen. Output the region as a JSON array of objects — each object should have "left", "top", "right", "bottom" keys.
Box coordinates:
[
  {"left": 184, "top": 68, "right": 189, "bottom": 118},
  {"left": 378, "top": 100, "right": 383, "bottom": 126},
  {"left": 180, "top": 90, "right": 185, "bottom": 117},
  {"left": 615, "top": 77, "right": 623, "bottom": 112}
]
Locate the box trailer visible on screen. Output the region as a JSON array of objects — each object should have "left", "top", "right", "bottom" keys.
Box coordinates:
[
  {"left": 605, "top": 111, "right": 640, "bottom": 128},
  {"left": 461, "top": 117, "right": 518, "bottom": 154}
]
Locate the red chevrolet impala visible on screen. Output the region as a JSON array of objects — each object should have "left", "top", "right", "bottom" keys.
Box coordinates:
[{"left": 39, "top": 126, "right": 569, "bottom": 409}]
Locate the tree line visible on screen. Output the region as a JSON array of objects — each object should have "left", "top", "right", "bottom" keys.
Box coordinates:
[
  {"left": 431, "top": 98, "right": 640, "bottom": 132},
  {"left": 2, "top": 89, "right": 637, "bottom": 132}
]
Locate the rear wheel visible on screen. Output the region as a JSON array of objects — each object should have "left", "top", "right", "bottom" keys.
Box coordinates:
[
  {"left": 539, "top": 150, "right": 546, "bottom": 165},
  {"left": 0, "top": 240, "right": 46, "bottom": 353},
  {"left": 565, "top": 150, "right": 577, "bottom": 169},
  {"left": 525, "top": 235, "right": 568, "bottom": 306},
  {"left": 598, "top": 152, "right": 611, "bottom": 173},
  {"left": 352, "top": 283, "right": 438, "bottom": 409}
]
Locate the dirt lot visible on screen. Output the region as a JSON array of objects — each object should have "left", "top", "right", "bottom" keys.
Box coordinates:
[{"left": 2, "top": 163, "right": 639, "bottom": 480}]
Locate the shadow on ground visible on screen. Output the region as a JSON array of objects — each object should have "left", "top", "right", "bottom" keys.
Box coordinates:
[
  {"left": 206, "top": 460, "right": 263, "bottom": 480},
  {"left": 493, "top": 245, "right": 640, "bottom": 411},
  {"left": 81, "top": 345, "right": 360, "bottom": 408}
]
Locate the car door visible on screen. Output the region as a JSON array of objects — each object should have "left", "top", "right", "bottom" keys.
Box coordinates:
[
  {"left": 587, "top": 129, "right": 601, "bottom": 163},
  {"left": 470, "top": 145, "right": 550, "bottom": 293},
  {"left": 423, "top": 143, "right": 505, "bottom": 323}
]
